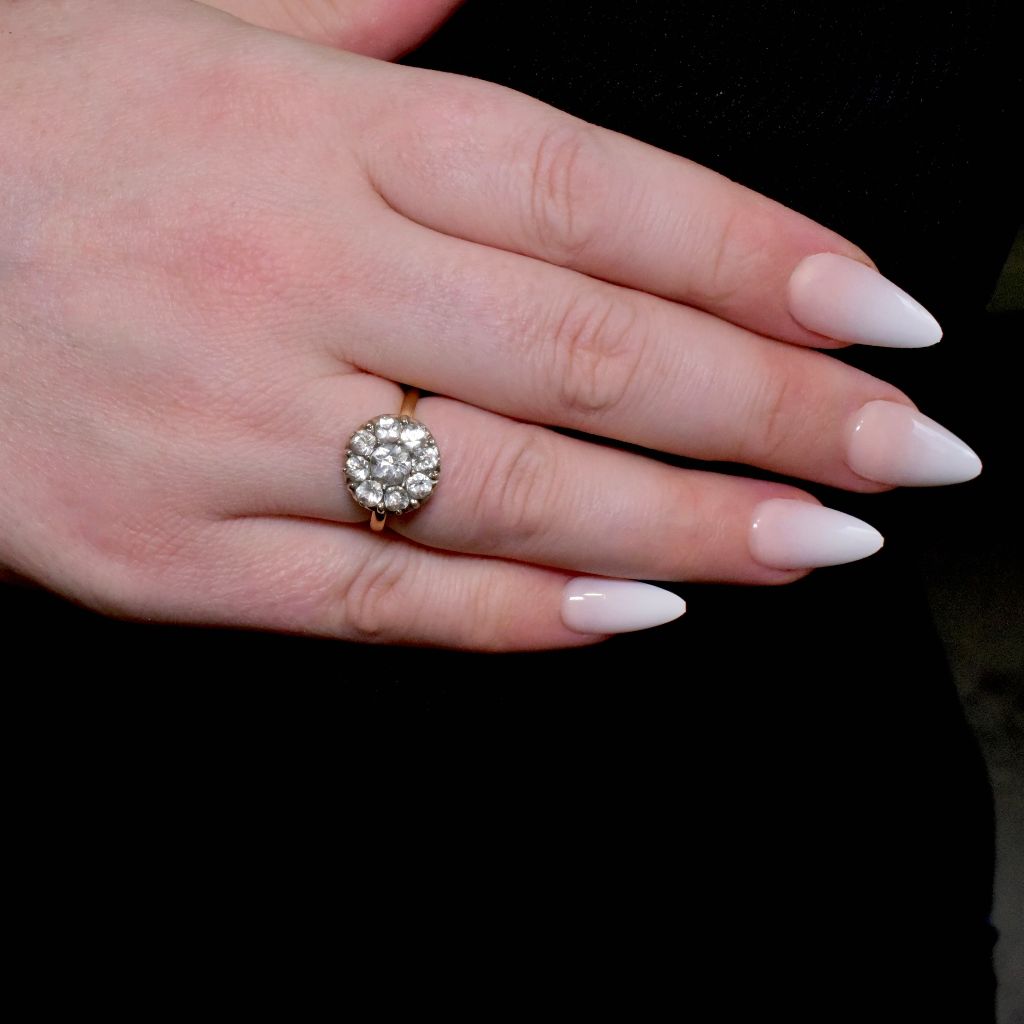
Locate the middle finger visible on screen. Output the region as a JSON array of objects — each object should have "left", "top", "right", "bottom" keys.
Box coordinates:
[{"left": 332, "top": 210, "right": 975, "bottom": 493}]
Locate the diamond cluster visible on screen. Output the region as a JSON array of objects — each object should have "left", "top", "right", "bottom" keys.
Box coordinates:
[{"left": 345, "top": 415, "right": 441, "bottom": 515}]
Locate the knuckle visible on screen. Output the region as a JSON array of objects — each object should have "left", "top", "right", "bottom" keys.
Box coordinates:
[
  {"left": 761, "top": 375, "right": 797, "bottom": 461},
  {"left": 740, "top": 360, "right": 805, "bottom": 464},
  {"left": 162, "top": 201, "right": 328, "bottom": 321},
  {"left": 93, "top": 64, "right": 339, "bottom": 326},
  {"left": 455, "top": 576, "right": 523, "bottom": 652},
  {"left": 75, "top": 514, "right": 211, "bottom": 621},
  {"left": 546, "top": 290, "right": 647, "bottom": 417},
  {"left": 524, "top": 121, "right": 606, "bottom": 264},
  {"left": 697, "top": 196, "right": 775, "bottom": 307},
  {"left": 334, "top": 544, "right": 414, "bottom": 643},
  {"left": 473, "top": 426, "right": 558, "bottom": 548},
  {"left": 665, "top": 480, "right": 719, "bottom": 563},
  {"left": 81, "top": 563, "right": 157, "bottom": 621},
  {"left": 175, "top": 50, "right": 328, "bottom": 140}
]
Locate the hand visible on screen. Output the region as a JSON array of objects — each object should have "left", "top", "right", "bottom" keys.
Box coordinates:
[{"left": 0, "top": 1, "right": 979, "bottom": 649}]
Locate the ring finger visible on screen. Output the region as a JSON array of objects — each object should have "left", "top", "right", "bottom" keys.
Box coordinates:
[{"left": 224, "top": 375, "right": 885, "bottom": 583}]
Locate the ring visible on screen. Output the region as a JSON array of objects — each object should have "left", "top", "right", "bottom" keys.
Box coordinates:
[{"left": 344, "top": 389, "right": 442, "bottom": 531}]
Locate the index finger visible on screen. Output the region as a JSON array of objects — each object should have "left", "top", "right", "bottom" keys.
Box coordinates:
[{"left": 353, "top": 60, "right": 941, "bottom": 350}]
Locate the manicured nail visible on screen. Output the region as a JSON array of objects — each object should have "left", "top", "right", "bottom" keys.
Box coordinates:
[
  {"left": 561, "top": 578, "right": 686, "bottom": 635},
  {"left": 750, "top": 499, "right": 883, "bottom": 570},
  {"left": 789, "top": 252, "right": 942, "bottom": 348},
  {"left": 846, "top": 400, "right": 982, "bottom": 486}
]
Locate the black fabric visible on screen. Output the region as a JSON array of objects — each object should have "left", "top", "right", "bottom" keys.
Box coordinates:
[{"left": 7, "top": 1, "right": 1021, "bottom": 1016}]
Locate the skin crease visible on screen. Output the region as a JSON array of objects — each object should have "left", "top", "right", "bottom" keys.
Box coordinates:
[
  {"left": 199, "top": 0, "right": 466, "bottom": 57},
  {"left": 0, "top": 1, "right": 919, "bottom": 650}
]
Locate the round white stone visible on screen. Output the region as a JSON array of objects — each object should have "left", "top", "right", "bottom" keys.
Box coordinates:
[
  {"left": 375, "top": 416, "right": 400, "bottom": 442},
  {"left": 406, "top": 473, "right": 433, "bottom": 500},
  {"left": 415, "top": 446, "right": 439, "bottom": 472},
  {"left": 384, "top": 487, "right": 411, "bottom": 512},
  {"left": 401, "top": 424, "right": 427, "bottom": 448},
  {"left": 346, "top": 454, "right": 369, "bottom": 482},
  {"left": 354, "top": 479, "right": 383, "bottom": 508},
  {"left": 370, "top": 444, "right": 412, "bottom": 485},
  {"left": 351, "top": 430, "right": 376, "bottom": 457}
]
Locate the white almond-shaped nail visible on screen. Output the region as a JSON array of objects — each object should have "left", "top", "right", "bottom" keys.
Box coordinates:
[
  {"left": 789, "top": 252, "right": 942, "bottom": 347},
  {"left": 847, "top": 400, "right": 982, "bottom": 486},
  {"left": 562, "top": 578, "right": 685, "bottom": 635},
  {"left": 750, "top": 499, "right": 883, "bottom": 570}
]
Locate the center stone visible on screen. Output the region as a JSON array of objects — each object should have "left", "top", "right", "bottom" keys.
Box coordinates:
[{"left": 369, "top": 443, "right": 412, "bottom": 485}]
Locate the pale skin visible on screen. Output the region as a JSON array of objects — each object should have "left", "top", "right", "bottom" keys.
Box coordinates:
[{"left": 1, "top": 0, "right": 916, "bottom": 649}]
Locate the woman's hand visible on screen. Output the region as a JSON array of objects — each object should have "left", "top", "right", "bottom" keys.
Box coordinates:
[{"left": 0, "top": 1, "right": 978, "bottom": 649}]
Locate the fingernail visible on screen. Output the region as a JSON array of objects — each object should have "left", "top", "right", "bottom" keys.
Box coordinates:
[
  {"left": 846, "top": 400, "right": 982, "bottom": 486},
  {"left": 788, "top": 252, "right": 942, "bottom": 348},
  {"left": 750, "top": 499, "right": 883, "bottom": 570},
  {"left": 561, "top": 578, "right": 686, "bottom": 635}
]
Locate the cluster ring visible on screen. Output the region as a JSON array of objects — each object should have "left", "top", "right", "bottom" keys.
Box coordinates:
[{"left": 344, "top": 389, "right": 441, "bottom": 531}]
